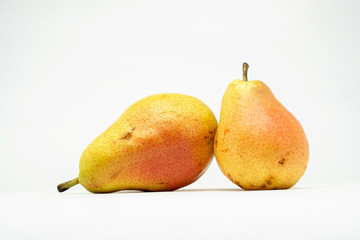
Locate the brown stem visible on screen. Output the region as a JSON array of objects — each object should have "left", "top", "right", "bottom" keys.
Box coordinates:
[
  {"left": 57, "top": 178, "right": 79, "bottom": 192},
  {"left": 243, "top": 62, "right": 249, "bottom": 81}
]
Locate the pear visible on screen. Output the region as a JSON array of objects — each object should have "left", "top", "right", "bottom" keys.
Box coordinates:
[
  {"left": 58, "top": 93, "right": 217, "bottom": 193},
  {"left": 214, "top": 63, "right": 309, "bottom": 190}
]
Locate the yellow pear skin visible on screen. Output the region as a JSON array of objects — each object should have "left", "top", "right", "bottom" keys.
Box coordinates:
[
  {"left": 58, "top": 93, "right": 218, "bottom": 193},
  {"left": 214, "top": 63, "right": 309, "bottom": 190}
]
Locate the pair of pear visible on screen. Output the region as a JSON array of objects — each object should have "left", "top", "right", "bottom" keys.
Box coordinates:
[{"left": 58, "top": 63, "right": 309, "bottom": 193}]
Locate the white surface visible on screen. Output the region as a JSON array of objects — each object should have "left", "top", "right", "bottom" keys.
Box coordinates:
[{"left": 1, "top": 184, "right": 360, "bottom": 239}]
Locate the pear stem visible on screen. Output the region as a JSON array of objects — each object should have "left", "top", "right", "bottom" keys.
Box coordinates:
[
  {"left": 243, "top": 62, "right": 249, "bottom": 81},
  {"left": 57, "top": 178, "right": 79, "bottom": 193}
]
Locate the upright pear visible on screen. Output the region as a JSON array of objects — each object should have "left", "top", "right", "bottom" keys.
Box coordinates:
[
  {"left": 58, "top": 93, "right": 217, "bottom": 193},
  {"left": 215, "top": 63, "right": 309, "bottom": 190}
]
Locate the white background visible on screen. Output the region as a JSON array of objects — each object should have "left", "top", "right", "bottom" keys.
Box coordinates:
[{"left": 1, "top": 0, "right": 360, "bottom": 239}]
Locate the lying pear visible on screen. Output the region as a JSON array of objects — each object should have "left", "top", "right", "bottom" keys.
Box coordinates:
[
  {"left": 58, "top": 93, "right": 217, "bottom": 193},
  {"left": 214, "top": 63, "right": 309, "bottom": 190}
]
